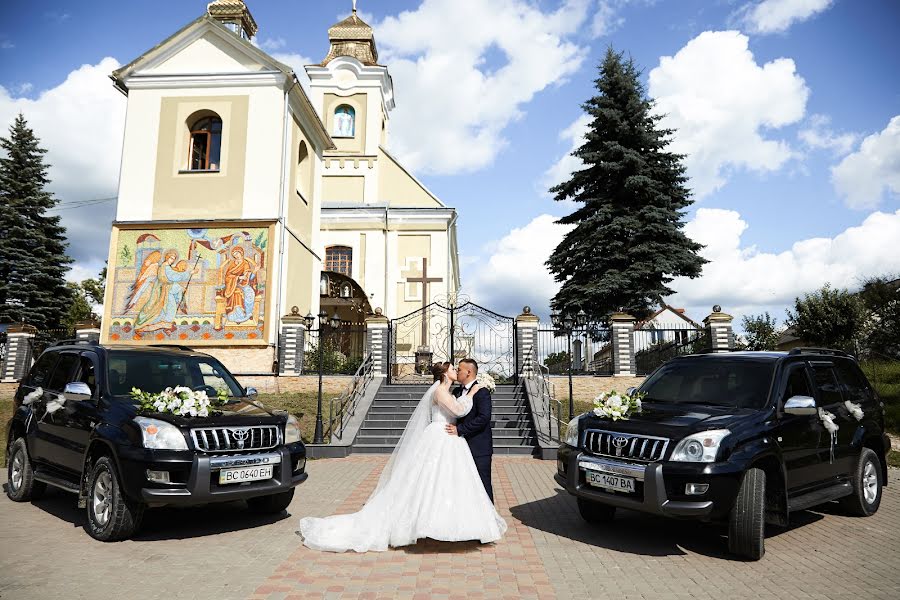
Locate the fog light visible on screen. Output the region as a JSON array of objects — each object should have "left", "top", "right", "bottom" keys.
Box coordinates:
[
  {"left": 146, "top": 470, "right": 171, "bottom": 483},
  {"left": 295, "top": 458, "right": 306, "bottom": 472},
  {"left": 685, "top": 483, "right": 709, "bottom": 495}
]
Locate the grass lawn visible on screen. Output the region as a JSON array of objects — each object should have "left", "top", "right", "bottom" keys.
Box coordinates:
[
  {"left": 889, "top": 450, "right": 900, "bottom": 469},
  {"left": 862, "top": 361, "right": 900, "bottom": 436}
]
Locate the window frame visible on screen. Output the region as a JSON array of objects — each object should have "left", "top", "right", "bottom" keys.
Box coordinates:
[
  {"left": 186, "top": 114, "right": 223, "bottom": 172},
  {"left": 325, "top": 246, "right": 353, "bottom": 277}
]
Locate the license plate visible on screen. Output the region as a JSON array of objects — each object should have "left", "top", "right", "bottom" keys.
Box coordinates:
[
  {"left": 585, "top": 470, "right": 635, "bottom": 493},
  {"left": 219, "top": 465, "right": 274, "bottom": 485}
]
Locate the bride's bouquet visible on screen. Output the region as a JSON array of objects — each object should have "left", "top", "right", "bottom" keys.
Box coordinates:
[
  {"left": 592, "top": 389, "right": 644, "bottom": 421},
  {"left": 476, "top": 372, "right": 497, "bottom": 392}
]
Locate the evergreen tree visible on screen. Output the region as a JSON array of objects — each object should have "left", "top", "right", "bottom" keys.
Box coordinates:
[
  {"left": 546, "top": 49, "right": 705, "bottom": 321},
  {"left": 0, "top": 113, "right": 72, "bottom": 328}
]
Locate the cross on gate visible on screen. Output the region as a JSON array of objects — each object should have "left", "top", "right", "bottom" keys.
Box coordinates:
[{"left": 405, "top": 257, "right": 443, "bottom": 346}]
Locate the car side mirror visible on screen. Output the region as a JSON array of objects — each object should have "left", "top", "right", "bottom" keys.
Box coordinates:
[
  {"left": 245, "top": 387, "right": 258, "bottom": 399},
  {"left": 784, "top": 395, "right": 816, "bottom": 416},
  {"left": 626, "top": 387, "right": 637, "bottom": 396},
  {"left": 64, "top": 381, "right": 93, "bottom": 401}
]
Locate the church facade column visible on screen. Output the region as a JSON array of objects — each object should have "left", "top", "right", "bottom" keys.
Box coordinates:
[
  {"left": 366, "top": 308, "right": 389, "bottom": 378},
  {"left": 610, "top": 312, "right": 637, "bottom": 377},
  {"left": 1, "top": 324, "right": 37, "bottom": 383},
  {"left": 278, "top": 309, "right": 308, "bottom": 376},
  {"left": 515, "top": 307, "right": 540, "bottom": 377}
]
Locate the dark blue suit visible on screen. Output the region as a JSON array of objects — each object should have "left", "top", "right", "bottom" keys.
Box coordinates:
[{"left": 455, "top": 383, "right": 494, "bottom": 502}]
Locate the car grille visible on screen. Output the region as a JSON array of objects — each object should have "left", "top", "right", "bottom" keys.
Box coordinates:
[
  {"left": 583, "top": 429, "right": 669, "bottom": 462},
  {"left": 190, "top": 425, "right": 281, "bottom": 452}
]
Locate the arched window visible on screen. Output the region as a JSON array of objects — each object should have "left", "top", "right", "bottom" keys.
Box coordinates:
[
  {"left": 325, "top": 246, "right": 352, "bottom": 276},
  {"left": 333, "top": 105, "right": 355, "bottom": 138},
  {"left": 188, "top": 114, "right": 223, "bottom": 171},
  {"left": 296, "top": 141, "right": 309, "bottom": 199}
]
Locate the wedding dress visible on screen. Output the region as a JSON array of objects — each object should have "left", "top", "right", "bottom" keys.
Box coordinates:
[{"left": 298, "top": 382, "right": 507, "bottom": 552}]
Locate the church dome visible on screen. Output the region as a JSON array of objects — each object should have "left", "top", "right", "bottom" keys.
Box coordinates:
[{"left": 321, "top": 8, "right": 379, "bottom": 66}]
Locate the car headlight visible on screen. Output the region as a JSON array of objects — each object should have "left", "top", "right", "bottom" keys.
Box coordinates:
[
  {"left": 670, "top": 429, "right": 731, "bottom": 463},
  {"left": 285, "top": 415, "right": 302, "bottom": 444},
  {"left": 134, "top": 417, "right": 188, "bottom": 451},
  {"left": 563, "top": 417, "right": 581, "bottom": 447}
]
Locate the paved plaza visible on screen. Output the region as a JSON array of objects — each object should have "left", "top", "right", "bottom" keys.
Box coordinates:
[{"left": 1, "top": 456, "right": 898, "bottom": 600}]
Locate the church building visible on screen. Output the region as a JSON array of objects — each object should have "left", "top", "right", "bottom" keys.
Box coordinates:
[{"left": 100, "top": 0, "right": 460, "bottom": 376}]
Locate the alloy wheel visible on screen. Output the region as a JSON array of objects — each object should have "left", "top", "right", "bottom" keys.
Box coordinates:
[
  {"left": 9, "top": 450, "right": 23, "bottom": 492},
  {"left": 92, "top": 471, "right": 113, "bottom": 526},
  {"left": 862, "top": 460, "right": 878, "bottom": 504}
]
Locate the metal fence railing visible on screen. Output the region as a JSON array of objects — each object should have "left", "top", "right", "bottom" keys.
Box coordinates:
[
  {"left": 535, "top": 327, "right": 613, "bottom": 376},
  {"left": 303, "top": 326, "right": 367, "bottom": 376},
  {"left": 325, "top": 354, "right": 375, "bottom": 441},
  {"left": 31, "top": 328, "right": 76, "bottom": 356},
  {"left": 634, "top": 328, "right": 711, "bottom": 376}
]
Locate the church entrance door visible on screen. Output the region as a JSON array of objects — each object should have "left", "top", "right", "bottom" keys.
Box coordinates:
[{"left": 388, "top": 300, "right": 516, "bottom": 385}]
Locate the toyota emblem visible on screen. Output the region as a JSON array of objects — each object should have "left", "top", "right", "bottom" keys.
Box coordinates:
[
  {"left": 612, "top": 436, "right": 628, "bottom": 456},
  {"left": 231, "top": 428, "right": 250, "bottom": 449}
]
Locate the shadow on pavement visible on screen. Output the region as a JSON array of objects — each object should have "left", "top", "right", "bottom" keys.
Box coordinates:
[
  {"left": 509, "top": 486, "right": 824, "bottom": 561},
  {"left": 5, "top": 483, "right": 290, "bottom": 540}
]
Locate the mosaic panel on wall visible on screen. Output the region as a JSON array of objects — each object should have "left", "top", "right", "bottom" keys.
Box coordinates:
[{"left": 104, "top": 224, "right": 274, "bottom": 345}]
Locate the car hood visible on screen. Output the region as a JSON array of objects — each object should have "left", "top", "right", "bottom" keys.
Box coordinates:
[
  {"left": 578, "top": 402, "right": 757, "bottom": 439},
  {"left": 127, "top": 398, "right": 287, "bottom": 428}
]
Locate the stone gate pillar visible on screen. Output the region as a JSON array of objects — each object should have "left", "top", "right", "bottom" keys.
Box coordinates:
[
  {"left": 278, "top": 308, "right": 307, "bottom": 376},
  {"left": 366, "top": 308, "right": 389, "bottom": 378},
  {"left": 515, "top": 307, "right": 540, "bottom": 377},
  {"left": 610, "top": 312, "right": 636, "bottom": 377},
  {"left": 75, "top": 319, "right": 102, "bottom": 343},
  {"left": 704, "top": 305, "right": 734, "bottom": 352},
  {"left": 1, "top": 324, "right": 37, "bottom": 383}
]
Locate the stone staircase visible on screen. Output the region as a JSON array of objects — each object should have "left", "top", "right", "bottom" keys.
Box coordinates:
[{"left": 353, "top": 384, "right": 537, "bottom": 455}]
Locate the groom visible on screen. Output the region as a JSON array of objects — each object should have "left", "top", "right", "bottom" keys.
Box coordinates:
[{"left": 445, "top": 358, "right": 494, "bottom": 502}]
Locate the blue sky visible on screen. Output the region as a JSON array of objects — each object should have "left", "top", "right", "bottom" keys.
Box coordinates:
[{"left": 1, "top": 0, "right": 899, "bottom": 327}]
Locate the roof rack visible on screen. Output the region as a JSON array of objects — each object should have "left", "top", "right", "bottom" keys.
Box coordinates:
[
  {"left": 49, "top": 339, "right": 99, "bottom": 348},
  {"left": 148, "top": 344, "right": 195, "bottom": 352},
  {"left": 788, "top": 347, "right": 852, "bottom": 358}
]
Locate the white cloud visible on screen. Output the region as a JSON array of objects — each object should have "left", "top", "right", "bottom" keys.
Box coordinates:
[
  {"left": 0, "top": 58, "right": 125, "bottom": 271},
  {"left": 259, "top": 37, "right": 287, "bottom": 51},
  {"left": 733, "top": 0, "right": 834, "bottom": 35},
  {"left": 592, "top": 0, "right": 627, "bottom": 37},
  {"left": 668, "top": 207, "right": 900, "bottom": 322},
  {"left": 649, "top": 30, "right": 809, "bottom": 198},
  {"left": 798, "top": 113, "right": 858, "bottom": 156},
  {"left": 540, "top": 114, "right": 592, "bottom": 195},
  {"left": 831, "top": 115, "right": 900, "bottom": 210},
  {"left": 465, "top": 214, "right": 573, "bottom": 317},
  {"left": 375, "top": 0, "right": 590, "bottom": 175}
]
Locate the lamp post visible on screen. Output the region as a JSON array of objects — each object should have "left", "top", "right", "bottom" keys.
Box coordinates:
[
  {"left": 551, "top": 308, "right": 587, "bottom": 420},
  {"left": 312, "top": 308, "right": 342, "bottom": 444}
]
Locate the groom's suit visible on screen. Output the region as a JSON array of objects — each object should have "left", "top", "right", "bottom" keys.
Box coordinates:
[{"left": 454, "top": 382, "right": 494, "bottom": 502}]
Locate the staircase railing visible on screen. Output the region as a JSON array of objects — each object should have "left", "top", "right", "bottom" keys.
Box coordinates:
[
  {"left": 325, "top": 354, "right": 375, "bottom": 441},
  {"left": 525, "top": 358, "right": 566, "bottom": 443}
]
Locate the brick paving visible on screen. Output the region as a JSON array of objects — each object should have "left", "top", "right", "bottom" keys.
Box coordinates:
[{"left": 1, "top": 456, "right": 899, "bottom": 599}]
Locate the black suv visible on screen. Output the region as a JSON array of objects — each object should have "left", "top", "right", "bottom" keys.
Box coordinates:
[
  {"left": 555, "top": 349, "right": 890, "bottom": 560},
  {"left": 5, "top": 342, "right": 308, "bottom": 541}
]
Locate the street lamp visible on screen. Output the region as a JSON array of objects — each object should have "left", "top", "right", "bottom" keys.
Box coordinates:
[
  {"left": 313, "top": 308, "right": 342, "bottom": 444},
  {"left": 551, "top": 308, "right": 587, "bottom": 420}
]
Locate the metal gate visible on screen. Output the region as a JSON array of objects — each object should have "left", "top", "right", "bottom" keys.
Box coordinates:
[{"left": 389, "top": 300, "right": 516, "bottom": 384}]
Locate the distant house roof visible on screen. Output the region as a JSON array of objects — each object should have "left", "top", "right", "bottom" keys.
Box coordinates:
[{"left": 636, "top": 304, "right": 701, "bottom": 330}]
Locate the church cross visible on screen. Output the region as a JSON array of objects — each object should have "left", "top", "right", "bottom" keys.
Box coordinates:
[{"left": 406, "top": 257, "right": 443, "bottom": 345}]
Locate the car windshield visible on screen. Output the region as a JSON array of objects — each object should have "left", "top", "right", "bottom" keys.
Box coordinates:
[
  {"left": 106, "top": 351, "right": 244, "bottom": 399},
  {"left": 640, "top": 358, "right": 776, "bottom": 409}
]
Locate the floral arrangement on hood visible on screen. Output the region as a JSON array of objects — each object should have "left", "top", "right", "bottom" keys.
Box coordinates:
[
  {"left": 592, "top": 389, "right": 644, "bottom": 421},
  {"left": 130, "top": 386, "right": 228, "bottom": 418}
]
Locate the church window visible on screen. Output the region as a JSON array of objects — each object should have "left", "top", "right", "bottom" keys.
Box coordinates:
[
  {"left": 296, "top": 141, "right": 310, "bottom": 201},
  {"left": 325, "top": 246, "right": 352, "bottom": 276},
  {"left": 188, "top": 115, "right": 223, "bottom": 171},
  {"left": 333, "top": 105, "right": 355, "bottom": 138}
]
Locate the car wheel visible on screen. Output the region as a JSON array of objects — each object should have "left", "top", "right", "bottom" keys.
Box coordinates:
[
  {"left": 839, "top": 448, "right": 882, "bottom": 517},
  {"left": 728, "top": 467, "right": 766, "bottom": 561},
  {"left": 246, "top": 488, "right": 295, "bottom": 514},
  {"left": 577, "top": 497, "right": 616, "bottom": 524},
  {"left": 85, "top": 456, "right": 144, "bottom": 542},
  {"left": 5, "top": 438, "right": 46, "bottom": 502}
]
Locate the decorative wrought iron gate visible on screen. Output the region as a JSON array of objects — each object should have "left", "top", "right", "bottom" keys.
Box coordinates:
[{"left": 389, "top": 300, "right": 516, "bottom": 384}]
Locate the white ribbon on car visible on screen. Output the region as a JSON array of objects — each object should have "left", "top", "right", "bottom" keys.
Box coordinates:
[
  {"left": 818, "top": 407, "right": 839, "bottom": 464},
  {"left": 23, "top": 387, "right": 67, "bottom": 423},
  {"left": 844, "top": 400, "right": 864, "bottom": 421}
]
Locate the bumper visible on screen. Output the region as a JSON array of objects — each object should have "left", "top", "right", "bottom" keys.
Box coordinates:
[
  {"left": 555, "top": 445, "right": 743, "bottom": 521},
  {"left": 117, "top": 444, "right": 308, "bottom": 506}
]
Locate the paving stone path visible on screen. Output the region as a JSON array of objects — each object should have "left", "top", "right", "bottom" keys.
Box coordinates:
[{"left": 1, "top": 457, "right": 898, "bottom": 599}]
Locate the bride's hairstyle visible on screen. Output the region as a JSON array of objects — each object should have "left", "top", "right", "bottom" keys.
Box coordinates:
[{"left": 431, "top": 362, "right": 452, "bottom": 383}]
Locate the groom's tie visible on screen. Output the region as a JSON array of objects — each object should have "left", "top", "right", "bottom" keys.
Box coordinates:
[{"left": 453, "top": 386, "right": 464, "bottom": 398}]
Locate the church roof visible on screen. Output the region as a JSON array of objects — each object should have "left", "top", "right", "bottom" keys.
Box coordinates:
[
  {"left": 206, "top": 0, "right": 258, "bottom": 38},
  {"left": 321, "top": 10, "right": 379, "bottom": 66}
]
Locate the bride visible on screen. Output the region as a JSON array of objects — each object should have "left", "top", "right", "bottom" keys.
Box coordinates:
[{"left": 298, "top": 362, "right": 507, "bottom": 552}]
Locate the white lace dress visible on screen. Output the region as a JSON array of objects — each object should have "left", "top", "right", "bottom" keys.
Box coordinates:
[{"left": 298, "top": 384, "right": 507, "bottom": 552}]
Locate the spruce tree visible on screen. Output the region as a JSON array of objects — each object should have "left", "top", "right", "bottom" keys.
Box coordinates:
[
  {"left": 0, "top": 113, "right": 72, "bottom": 329},
  {"left": 546, "top": 49, "right": 705, "bottom": 321}
]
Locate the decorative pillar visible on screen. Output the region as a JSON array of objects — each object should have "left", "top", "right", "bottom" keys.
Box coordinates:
[
  {"left": 366, "top": 308, "right": 389, "bottom": 378},
  {"left": 278, "top": 307, "right": 307, "bottom": 376},
  {"left": 75, "top": 319, "right": 101, "bottom": 343},
  {"left": 704, "top": 305, "right": 734, "bottom": 352},
  {"left": 610, "top": 312, "right": 636, "bottom": 377},
  {"left": 1, "top": 324, "right": 37, "bottom": 383},
  {"left": 572, "top": 339, "right": 584, "bottom": 372},
  {"left": 515, "top": 307, "right": 540, "bottom": 376}
]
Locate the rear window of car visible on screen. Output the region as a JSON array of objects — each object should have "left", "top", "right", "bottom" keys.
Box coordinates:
[
  {"left": 106, "top": 352, "right": 243, "bottom": 399},
  {"left": 640, "top": 358, "right": 776, "bottom": 409}
]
